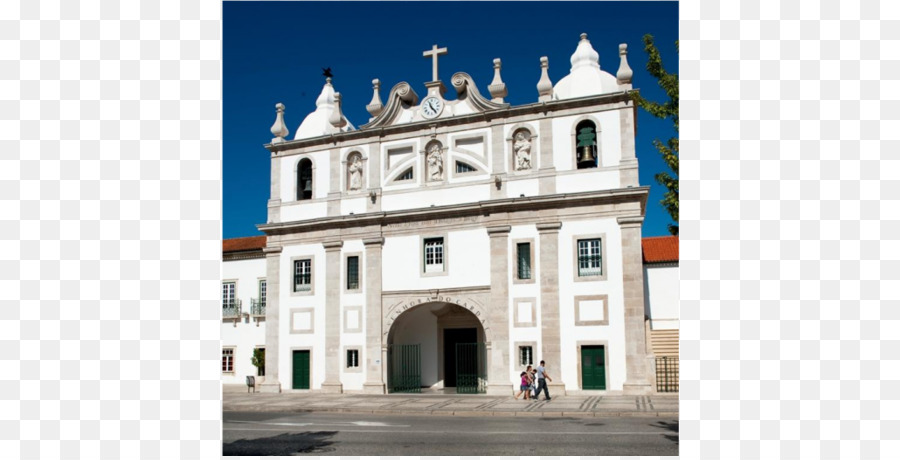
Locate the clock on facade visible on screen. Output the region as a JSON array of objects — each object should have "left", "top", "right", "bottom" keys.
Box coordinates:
[{"left": 420, "top": 96, "right": 444, "bottom": 119}]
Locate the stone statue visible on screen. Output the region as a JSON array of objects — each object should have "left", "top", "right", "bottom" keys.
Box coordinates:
[
  {"left": 427, "top": 143, "right": 443, "bottom": 181},
  {"left": 348, "top": 155, "right": 363, "bottom": 190},
  {"left": 514, "top": 131, "right": 532, "bottom": 170}
]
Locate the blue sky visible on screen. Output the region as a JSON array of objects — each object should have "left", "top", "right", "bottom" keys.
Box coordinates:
[{"left": 223, "top": 1, "right": 679, "bottom": 239}]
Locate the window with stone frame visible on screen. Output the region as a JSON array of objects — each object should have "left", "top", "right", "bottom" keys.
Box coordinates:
[
  {"left": 294, "top": 259, "right": 312, "bottom": 292},
  {"left": 346, "top": 349, "right": 360, "bottom": 368},
  {"left": 222, "top": 348, "right": 234, "bottom": 373},
  {"left": 346, "top": 256, "right": 360, "bottom": 290},
  {"left": 577, "top": 238, "right": 603, "bottom": 276},
  {"left": 424, "top": 238, "right": 444, "bottom": 273},
  {"left": 518, "top": 346, "right": 533, "bottom": 366},
  {"left": 516, "top": 242, "right": 532, "bottom": 280}
]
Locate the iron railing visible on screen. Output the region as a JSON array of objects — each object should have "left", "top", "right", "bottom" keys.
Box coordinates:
[
  {"left": 222, "top": 299, "right": 242, "bottom": 318},
  {"left": 250, "top": 298, "right": 265, "bottom": 316},
  {"left": 456, "top": 343, "right": 487, "bottom": 394},
  {"left": 387, "top": 344, "right": 421, "bottom": 393},
  {"left": 655, "top": 356, "right": 679, "bottom": 393},
  {"left": 294, "top": 274, "right": 311, "bottom": 292},
  {"left": 578, "top": 255, "right": 603, "bottom": 276}
]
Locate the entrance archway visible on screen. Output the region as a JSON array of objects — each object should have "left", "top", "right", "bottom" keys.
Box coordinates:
[{"left": 386, "top": 301, "right": 487, "bottom": 393}]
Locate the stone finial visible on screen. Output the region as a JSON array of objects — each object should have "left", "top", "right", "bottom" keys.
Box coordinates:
[
  {"left": 488, "top": 58, "right": 508, "bottom": 103},
  {"left": 366, "top": 79, "right": 384, "bottom": 120},
  {"left": 616, "top": 43, "right": 633, "bottom": 85},
  {"left": 330, "top": 92, "right": 347, "bottom": 129},
  {"left": 270, "top": 102, "right": 289, "bottom": 143},
  {"left": 537, "top": 56, "right": 553, "bottom": 102}
]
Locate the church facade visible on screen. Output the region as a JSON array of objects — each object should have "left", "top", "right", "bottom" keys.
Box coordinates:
[{"left": 235, "top": 34, "right": 655, "bottom": 395}]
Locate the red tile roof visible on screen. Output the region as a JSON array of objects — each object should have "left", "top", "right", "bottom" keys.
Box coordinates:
[
  {"left": 642, "top": 236, "right": 679, "bottom": 263},
  {"left": 223, "top": 235, "right": 266, "bottom": 253}
]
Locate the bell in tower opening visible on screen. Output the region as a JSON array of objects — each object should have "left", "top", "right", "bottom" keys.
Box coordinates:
[{"left": 575, "top": 121, "right": 598, "bottom": 169}]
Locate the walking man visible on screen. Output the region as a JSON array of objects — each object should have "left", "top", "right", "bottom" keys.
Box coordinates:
[{"left": 535, "top": 360, "right": 552, "bottom": 401}]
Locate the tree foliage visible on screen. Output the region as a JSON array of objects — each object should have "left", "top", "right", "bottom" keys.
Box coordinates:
[{"left": 632, "top": 34, "right": 679, "bottom": 236}]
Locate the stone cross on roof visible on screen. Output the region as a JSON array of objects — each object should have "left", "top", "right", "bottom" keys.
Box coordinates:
[{"left": 423, "top": 44, "right": 448, "bottom": 82}]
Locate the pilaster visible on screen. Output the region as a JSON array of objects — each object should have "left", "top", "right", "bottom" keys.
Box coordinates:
[
  {"left": 259, "top": 245, "right": 282, "bottom": 393},
  {"left": 366, "top": 141, "right": 382, "bottom": 213},
  {"left": 327, "top": 148, "right": 341, "bottom": 216},
  {"left": 490, "top": 124, "right": 506, "bottom": 200},
  {"left": 618, "top": 216, "right": 652, "bottom": 394},
  {"left": 268, "top": 154, "right": 281, "bottom": 223},
  {"left": 362, "top": 237, "right": 386, "bottom": 394},
  {"left": 537, "top": 221, "right": 565, "bottom": 395},
  {"left": 619, "top": 103, "right": 639, "bottom": 187},
  {"left": 538, "top": 118, "right": 556, "bottom": 194},
  {"left": 321, "top": 239, "right": 344, "bottom": 393},
  {"left": 486, "top": 225, "right": 512, "bottom": 395}
]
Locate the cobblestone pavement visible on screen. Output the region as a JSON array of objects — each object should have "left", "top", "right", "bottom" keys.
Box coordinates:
[{"left": 223, "top": 385, "right": 679, "bottom": 418}]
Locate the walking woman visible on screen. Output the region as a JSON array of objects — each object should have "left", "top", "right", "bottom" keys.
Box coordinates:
[{"left": 514, "top": 365, "right": 534, "bottom": 400}]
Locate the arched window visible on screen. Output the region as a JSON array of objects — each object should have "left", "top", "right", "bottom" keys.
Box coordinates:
[
  {"left": 575, "top": 120, "right": 598, "bottom": 169},
  {"left": 297, "top": 158, "right": 313, "bottom": 200}
]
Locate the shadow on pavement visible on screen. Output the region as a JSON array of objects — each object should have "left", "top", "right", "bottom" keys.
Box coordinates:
[
  {"left": 223, "top": 431, "right": 338, "bottom": 456},
  {"left": 651, "top": 420, "right": 679, "bottom": 444}
]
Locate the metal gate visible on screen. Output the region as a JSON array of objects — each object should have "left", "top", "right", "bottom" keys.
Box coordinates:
[
  {"left": 387, "top": 344, "right": 421, "bottom": 393},
  {"left": 455, "top": 343, "right": 486, "bottom": 394},
  {"left": 655, "top": 356, "right": 679, "bottom": 392}
]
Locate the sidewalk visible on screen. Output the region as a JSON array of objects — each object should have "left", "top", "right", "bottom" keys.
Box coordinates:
[{"left": 223, "top": 385, "right": 679, "bottom": 418}]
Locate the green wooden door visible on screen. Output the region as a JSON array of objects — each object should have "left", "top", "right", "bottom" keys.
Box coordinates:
[
  {"left": 581, "top": 346, "right": 606, "bottom": 390},
  {"left": 292, "top": 350, "right": 310, "bottom": 390}
]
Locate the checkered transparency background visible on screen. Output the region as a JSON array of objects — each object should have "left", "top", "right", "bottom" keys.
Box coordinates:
[{"left": 1, "top": 0, "right": 896, "bottom": 457}]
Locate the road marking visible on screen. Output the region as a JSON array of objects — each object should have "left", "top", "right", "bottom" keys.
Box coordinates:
[
  {"left": 225, "top": 420, "right": 411, "bottom": 428},
  {"left": 223, "top": 427, "right": 674, "bottom": 436}
]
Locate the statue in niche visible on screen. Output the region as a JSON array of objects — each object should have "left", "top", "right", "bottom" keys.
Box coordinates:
[
  {"left": 348, "top": 155, "right": 363, "bottom": 190},
  {"left": 427, "top": 143, "right": 443, "bottom": 181},
  {"left": 514, "top": 130, "right": 532, "bottom": 170}
]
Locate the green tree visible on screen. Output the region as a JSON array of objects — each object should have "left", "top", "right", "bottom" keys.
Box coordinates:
[
  {"left": 632, "top": 34, "right": 678, "bottom": 235},
  {"left": 251, "top": 348, "right": 265, "bottom": 376}
]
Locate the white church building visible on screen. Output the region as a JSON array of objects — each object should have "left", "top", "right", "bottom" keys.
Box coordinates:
[{"left": 223, "top": 34, "right": 666, "bottom": 395}]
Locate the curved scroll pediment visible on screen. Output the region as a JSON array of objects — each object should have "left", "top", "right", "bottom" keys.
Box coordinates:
[
  {"left": 360, "top": 82, "right": 419, "bottom": 129},
  {"left": 450, "top": 72, "right": 509, "bottom": 112}
]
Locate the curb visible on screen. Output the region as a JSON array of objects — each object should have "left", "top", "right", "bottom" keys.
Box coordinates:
[{"left": 223, "top": 405, "right": 677, "bottom": 418}]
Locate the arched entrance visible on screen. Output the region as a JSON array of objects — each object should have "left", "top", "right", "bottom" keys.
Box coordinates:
[{"left": 386, "top": 301, "right": 487, "bottom": 393}]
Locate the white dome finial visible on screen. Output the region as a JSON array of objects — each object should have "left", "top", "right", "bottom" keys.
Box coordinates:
[
  {"left": 570, "top": 32, "right": 600, "bottom": 72},
  {"left": 315, "top": 77, "right": 335, "bottom": 108}
]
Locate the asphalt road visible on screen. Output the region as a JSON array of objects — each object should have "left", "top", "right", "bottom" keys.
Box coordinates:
[{"left": 223, "top": 411, "right": 679, "bottom": 456}]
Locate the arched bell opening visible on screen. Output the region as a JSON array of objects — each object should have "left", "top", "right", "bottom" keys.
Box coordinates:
[
  {"left": 297, "top": 158, "right": 313, "bottom": 200},
  {"left": 575, "top": 120, "right": 599, "bottom": 169},
  {"left": 386, "top": 301, "right": 487, "bottom": 394}
]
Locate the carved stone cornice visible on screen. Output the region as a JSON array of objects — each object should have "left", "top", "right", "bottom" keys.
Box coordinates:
[
  {"left": 262, "top": 246, "right": 283, "bottom": 254},
  {"left": 258, "top": 187, "right": 649, "bottom": 237},
  {"left": 536, "top": 221, "right": 563, "bottom": 233},
  {"left": 322, "top": 240, "right": 344, "bottom": 251},
  {"left": 617, "top": 216, "right": 644, "bottom": 228},
  {"left": 362, "top": 237, "right": 385, "bottom": 247},
  {"left": 486, "top": 225, "right": 512, "bottom": 236}
]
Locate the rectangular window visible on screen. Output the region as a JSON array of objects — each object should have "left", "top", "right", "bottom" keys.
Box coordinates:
[
  {"left": 519, "top": 346, "right": 533, "bottom": 366},
  {"left": 577, "top": 239, "right": 602, "bottom": 276},
  {"left": 222, "top": 282, "right": 238, "bottom": 317},
  {"left": 259, "top": 279, "right": 267, "bottom": 307},
  {"left": 347, "top": 256, "right": 359, "bottom": 290},
  {"left": 294, "top": 259, "right": 311, "bottom": 292},
  {"left": 222, "top": 348, "right": 234, "bottom": 373},
  {"left": 517, "top": 243, "right": 532, "bottom": 280},
  {"left": 424, "top": 238, "right": 444, "bottom": 273},
  {"left": 347, "top": 349, "right": 359, "bottom": 368}
]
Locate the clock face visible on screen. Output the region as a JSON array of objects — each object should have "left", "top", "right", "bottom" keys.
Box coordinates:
[{"left": 421, "top": 96, "right": 443, "bottom": 119}]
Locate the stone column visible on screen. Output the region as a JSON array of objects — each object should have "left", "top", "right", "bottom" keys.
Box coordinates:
[
  {"left": 259, "top": 245, "right": 282, "bottom": 393},
  {"left": 490, "top": 124, "right": 506, "bottom": 200},
  {"left": 538, "top": 118, "right": 556, "bottom": 195},
  {"left": 619, "top": 101, "right": 639, "bottom": 187},
  {"left": 537, "top": 221, "right": 565, "bottom": 394},
  {"left": 486, "top": 225, "right": 512, "bottom": 395},
  {"left": 362, "top": 237, "right": 386, "bottom": 394},
  {"left": 618, "top": 216, "right": 652, "bottom": 394},
  {"left": 321, "top": 239, "right": 344, "bottom": 393}
]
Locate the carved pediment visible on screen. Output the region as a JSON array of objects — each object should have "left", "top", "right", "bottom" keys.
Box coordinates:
[
  {"left": 450, "top": 72, "right": 509, "bottom": 113},
  {"left": 360, "top": 82, "right": 419, "bottom": 129}
]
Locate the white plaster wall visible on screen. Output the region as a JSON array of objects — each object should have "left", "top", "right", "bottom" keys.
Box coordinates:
[
  {"left": 279, "top": 150, "right": 331, "bottom": 203},
  {"left": 381, "top": 184, "right": 490, "bottom": 212},
  {"left": 644, "top": 264, "right": 680, "bottom": 330},
  {"left": 556, "top": 219, "right": 626, "bottom": 391},
  {"left": 221, "top": 257, "right": 267, "bottom": 385},
  {"left": 551, "top": 110, "right": 623, "bottom": 174},
  {"left": 382, "top": 229, "right": 491, "bottom": 292},
  {"left": 340, "top": 240, "right": 366, "bottom": 390},
  {"left": 505, "top": 178, "right": 539, "bottom": 199},
  {"left": 507, "top": 224, "right": 542, "bottom": 384},
  {"left": 280, "top": 201, "right": 327, "bottom": 222},
  {"left": 340, "top": 197, "right": 367, "bottom": 216},
  {"left": 279, "top": 243, "right": 327, "bottom": 391},
  {"left": 555, "top": 170, "right": 620, "bottom": 194}
]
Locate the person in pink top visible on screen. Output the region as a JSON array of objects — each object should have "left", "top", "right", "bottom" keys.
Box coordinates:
[{"left": 514, "top": 365, "right": 534, "bottom": 400}]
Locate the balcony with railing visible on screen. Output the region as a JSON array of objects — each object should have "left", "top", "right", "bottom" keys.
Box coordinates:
[
  {"left": 223, "top": 299, "right": 242, "bottom": 319},
  {"left": 250, "top": 298, "right": 266, "bottom": 317}
]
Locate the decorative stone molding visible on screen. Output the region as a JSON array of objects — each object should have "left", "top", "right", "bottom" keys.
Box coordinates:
[
  {"left": 536, "top": 221, "right": 562, "bottom": 233},
  {"left": 486, "top": 225, "right": 512, "bottom": 236},
  {"left": 270, "top": 102, "right": 289, "bottom": 143},
  {"left": 488, "top": 58, "right": 508, "bottom": 102},
  {"left": 617, "top": 216, "right": 644, "bottom": 227},
  {"left": 360, "top": 82, "right": 420, "bottom": 129},
  {"left": 537, "top": 56, "right": 553, "bottom": 102},
  {"left": 322, "top": 240, "right": 344, "bottom": 251},
  {"left": 451, "top": 72, "right": 508, "bottom": 112}
]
